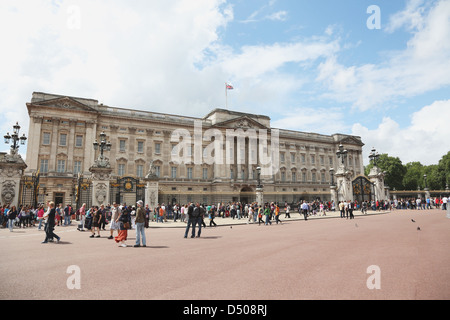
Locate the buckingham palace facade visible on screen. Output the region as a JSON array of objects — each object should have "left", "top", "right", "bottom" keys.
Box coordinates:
[{"left": 25, "top": 92, "right": 364, "bottom": 207}]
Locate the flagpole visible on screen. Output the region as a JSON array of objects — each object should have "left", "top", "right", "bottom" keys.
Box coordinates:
[{"left": 225, "top": 82, "right": 228, "bottom": 109}]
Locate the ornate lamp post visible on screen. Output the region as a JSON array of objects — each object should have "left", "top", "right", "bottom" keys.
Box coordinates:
[
  {"left": 4, "top": 122, "right": 27, "bottom": 155},
  {"left": 90, "top": 131, "right": 112, "bottom": 207},
  {"left": 255, "top": 166, "right": 264, "bottom": 205},
  {"left": 92, "top": 131, "right": 111, "bottom": 168},
  {"left": 256, "top": 166, "right": 262, "bottom": 188},
  {"left": 329, "top": 168, "right": 335, "bottom": 186},
  {"left": 1, "top": 122, "right": 27, "bottom": 207},
  {"left": 368, "top": 147, "right": 380, "bottom": 166},
  {"left": 336, "top": 143, "right": 348, "bottom": 167}
]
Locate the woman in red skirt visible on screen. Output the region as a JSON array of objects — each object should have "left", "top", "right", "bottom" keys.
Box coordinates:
[{"left": 115, "top": 209, "right": 130, "bottom": 247}]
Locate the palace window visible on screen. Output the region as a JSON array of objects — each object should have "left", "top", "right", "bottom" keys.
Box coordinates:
[
  {"left": 137, "top": 141, "right": 144, "bottom": 153},
  {"left": 118, "top": 164, "right": 125, "bottom": 176},
  {"left": 59, "top": 134, "right": 67, "bottom": 146},
  {"left": 119, "top": 140, "right": 126, "bottom": 152},
  {"left": 75, "top": 135, "right": 83, "bottom": 147},
  {"left": 57, "top": 160, "right": 66, "bottom": 173},
  {"left": 171, "top": 167, "right": 177, "bottom": 179},
  {"left": 42, "top": 132, "right": 51, "bottom": 145},
  {"left": 74, "top": 161, "right": 82, "bottom": 174},
  {"left": 155, "top": 143, "right": 161, "bottom": 154},
  {"left": 136, "top": 165, "right": 144, "bottom": 178},
  {"left": 40, "top": 159, "right": 49, "bottom": 173}
]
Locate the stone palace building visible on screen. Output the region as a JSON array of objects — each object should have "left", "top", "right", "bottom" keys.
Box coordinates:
[{"left": 24, "top": 92, "right": 364, "bottom": 207}]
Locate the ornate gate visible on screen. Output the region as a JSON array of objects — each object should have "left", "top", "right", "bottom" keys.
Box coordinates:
[
  {"left": 75, "top": 175, "right": 92, "bottom": 210},
  {"left": 352, "top": 176, "right": 373, "bottom": 204},
  {"left": 109, "top": 176, "right": 145, "bottom": 206},
  {"left": 19, "top": 172, "right": 39, "bottom": 208}
]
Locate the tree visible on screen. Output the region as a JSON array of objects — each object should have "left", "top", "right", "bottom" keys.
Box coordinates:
[
  {"left": 365, "top": 154, "right": 406, "bottom": 190},
  {"left": 403, "top": 162, "right": 423, "bottom": 190},
  {"left": 423, "top": 165, "right": 441, "bottom": 190},
  {"left": 436, "top": 151, "right": 450, "bottom": 189}
]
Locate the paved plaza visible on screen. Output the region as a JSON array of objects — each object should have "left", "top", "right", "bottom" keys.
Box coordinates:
[{"left": 1, "top": 209, "right": 449, "bottom": 300}]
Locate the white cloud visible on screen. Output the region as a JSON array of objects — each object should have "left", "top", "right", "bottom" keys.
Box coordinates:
[
  {"left": 0, "top": 0, "right": 341, "bottom": 156},
  {"left": 272, "top": 107, "right": 348, "bottom": 135},
  {"left": 385, "top": 0, "right": 427, "bottom": 33},
  {"left": 266, "top": 10, "right": 288, "bottom": 21},
  {"left": 316, "top": 0, "right": 450, "bottom": 112},
  {"left": 0, "top": 0, "right": 234, "bottom": 142},
  {"left": 352, "top": 100, "right": 450, "bottom": 166}
]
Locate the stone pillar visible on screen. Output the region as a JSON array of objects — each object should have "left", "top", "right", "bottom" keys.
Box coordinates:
[
  {"left": 89, "top": 166, "right": 112, "bottom": 207},
  {"left": 330, "top": 185, "right": 337, "bottom": 204},
  {"left": 369, "top": 166, "right": 386, "bottom": 201},
  {"left": 144, "top": 161, "right": 160, "bottom": 210},
  {"left": 145, "top": 177, "right": 159, "bottom": 210},
  {"left": 0, "top": 152, "right": 27, "bottom": 208},
  {"left": 447, "top": 200, "right": 450, "bottom": 219},
  {"left": 424, "top": 188, "right": 430, "bottom": 201},
  {"left": 334, "top": 165, "right": 353, "bottom": 202},
  {"left": 25, "top": 115, "right": 43, "bottom": 173},
  {"left": 256, "top": 187, "right": 264, "bottom": 206}
]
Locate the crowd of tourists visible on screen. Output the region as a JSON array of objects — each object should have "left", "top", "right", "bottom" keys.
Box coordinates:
[
  {"left": 1, "top": 195, "right": 448, "bottom": 246},
  {"left": 392, "top": 197, "right": 448, "bottom": 210}
]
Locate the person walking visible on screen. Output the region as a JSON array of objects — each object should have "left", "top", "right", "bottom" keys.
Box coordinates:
[
  {"left": 115, "top": 209, "right": 130, "bottom": 247},
  {"left": 195, "top": 203, "right": 206, "bottom": 237},
  {"left": 55, "top": 204, "right": 62, "bottom": 226},
  {"left": 77, "top": 203, "right": 87, "bottom": 231},
  {"left": 264, "top": 204, "right": 272, "bottom": 225},
  {"left": 89, "top": 206, "right": 101, "bottom": 238},
  {"left": 134, "top": 200, "right": 146, "bottom": 247},
  {"left": 247, "top": 205, "right": 254, "bottom": 224},
  {"left": 98, "top": 204, "right": 107, "bottom": 230},
  {"left": 301, "top": 201, "right": 308, "bottom": 221},
  {"left": 7, "top": 206, "right": 17, "bottom": 232},
  {"left": 209, "top": 205, "right": 217, "bottom": 227},
  {"left": 339, "top": 201, "right": 345, "bottom": 218},
  {"left": 285, "top": 204, "right": 291, "bottom": 218},
  {"left": 184, "top": 203, "right": 196, "bottom": 238},
  {"left": 274, "top": 204, "right": 282, "bottom": 224},
  {"left": 349, "top": 201, "right": 355, "bottom": 219},
  {"left": 37, "top": 205, "right": 45, "bottom": 230},
  {"left": 63, "top": 204, "right": 72, "bottom": 226},
  {"left": 108, "top": 202, "right": 121, "bottom": 239},
  {"left": 42, "top": 201, "right": 60, "bottom": 244}
]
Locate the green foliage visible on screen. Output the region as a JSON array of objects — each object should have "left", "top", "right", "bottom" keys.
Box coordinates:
[
  {"left": 365, "top": 154, "right": 406, "bottom": 190},
  {"left": 364, "top": 151, "right": 450, "bottom": 190}
]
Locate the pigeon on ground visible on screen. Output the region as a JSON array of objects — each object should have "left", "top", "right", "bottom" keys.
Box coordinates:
[{"left": 411, "top": 219, "right": 416, "bottom": 222}]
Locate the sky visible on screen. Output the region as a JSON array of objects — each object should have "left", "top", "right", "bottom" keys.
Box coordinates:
[{"left": 1, "top": 0, "right": 449, "bottom": 166}]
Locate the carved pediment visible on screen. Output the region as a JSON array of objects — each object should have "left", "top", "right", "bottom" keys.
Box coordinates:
[
  {"left": 212, "top": 115, "right": 268, "bottom": 130},
  {"left": 28, "top": 96, "right": 98, "bottom": 113},
  {"left": 339, "top": 136, "right": 364, "bottom": 147}
]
